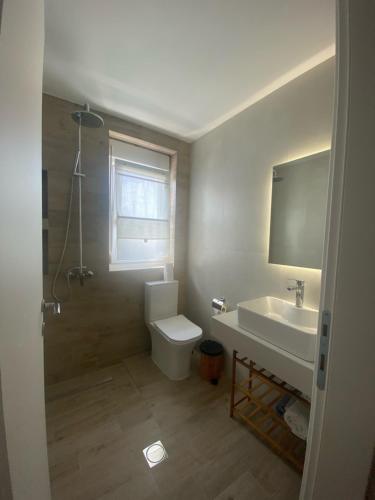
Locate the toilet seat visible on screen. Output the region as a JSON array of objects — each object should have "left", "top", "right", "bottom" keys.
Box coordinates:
[{"left": 153, "top": 315, "right": 202, "bottom": 344}]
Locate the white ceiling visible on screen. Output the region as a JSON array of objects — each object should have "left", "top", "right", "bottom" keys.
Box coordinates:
[{"left": 44, "top": 0, "right": 335, "bottom": 141}]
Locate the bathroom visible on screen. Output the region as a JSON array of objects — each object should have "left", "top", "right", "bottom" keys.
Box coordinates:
[
  {"left": 1, "top": 1, "right": 375, "bottom": 500},
  {"left": 42, "top": 2, "right": 332, "bottom": 492},
  {"left": 43, "top": 63, "right": 333, "bottom": 496}
]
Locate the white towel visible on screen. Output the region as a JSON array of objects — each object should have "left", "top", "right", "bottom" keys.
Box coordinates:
[{"left": 284, "top": 400, "right": 310, "bottom": 440}]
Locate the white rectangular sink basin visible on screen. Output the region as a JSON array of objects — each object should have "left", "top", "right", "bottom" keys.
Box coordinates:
[{"left": 237, "top": 296, "right": 318, "bottom": 362}]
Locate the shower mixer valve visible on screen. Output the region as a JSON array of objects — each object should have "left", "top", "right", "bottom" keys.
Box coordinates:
[{"left": 67, "top": 267, "right": 94, "bottom": 286}]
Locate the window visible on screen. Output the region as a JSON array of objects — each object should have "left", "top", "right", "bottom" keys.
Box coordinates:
[{"left": 109, "top": 136, "right": 175, "bottom": 271}]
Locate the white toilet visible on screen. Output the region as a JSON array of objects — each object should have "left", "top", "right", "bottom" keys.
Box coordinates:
[{"left": 145, "top": 280, "right": 202, "bottom": 380}]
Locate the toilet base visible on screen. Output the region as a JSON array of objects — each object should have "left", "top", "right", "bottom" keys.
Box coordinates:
[{"left": 148, "top": 325, "right": 200, "bottom": 380}]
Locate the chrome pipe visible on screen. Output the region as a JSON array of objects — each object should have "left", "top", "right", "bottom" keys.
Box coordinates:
[{"left": 78, "top": 117, "right": 83, "bottom": 281}]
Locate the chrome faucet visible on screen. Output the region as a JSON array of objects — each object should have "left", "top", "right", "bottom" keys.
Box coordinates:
[{"left": 287, "top": 279, "right": 305, "bottom": 308}]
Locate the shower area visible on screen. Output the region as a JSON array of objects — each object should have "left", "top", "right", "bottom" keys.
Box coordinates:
[
  {"left": 51, "top": 103, "right": 104, "bottom": 302},
  {"left": 42, "top": 95, "right": 190, "bottom": 386},
  {"left": 42, "top": 98, "right": 152, "bottom": 385}
]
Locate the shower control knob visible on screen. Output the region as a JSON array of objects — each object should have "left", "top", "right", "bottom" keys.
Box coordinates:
[{"left": 41, "top": 299, "right": 61, "bottom": 315}]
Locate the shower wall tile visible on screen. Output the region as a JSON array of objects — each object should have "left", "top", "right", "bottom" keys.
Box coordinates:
[{"left": 42, "top": 94, "right": 191, "bottom": 385}]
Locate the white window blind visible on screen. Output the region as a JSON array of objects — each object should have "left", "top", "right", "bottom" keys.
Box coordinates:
[{"left": 110, "top": 139, "right": 172, "bottom": 270}]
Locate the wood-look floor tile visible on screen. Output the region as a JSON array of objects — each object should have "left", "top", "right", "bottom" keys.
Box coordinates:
[
  {"left": 52, "top": 452, "right": 147, "bottom": 500},
  {"left": 151, "top": 427, "right": 201, "bottom": 472},
  {"left": 49, "top": 420, "right": 123, "bottom": 470},
  {"left": 124, "top": 352, "right": 167, "bottom": 388},
  {"left": 49, "top": 453, "right": 80, "bottom": 483},
  {"left": 161, "top": 476, "right": 209, "bottom": 500},
  {"left": 193, "top": 429, "right": 273, "bottom": 499},
  {"left": 250, "top": 452, "right": 301, "bottom": 499},
  {"left": 46, "top": 353, "right": 301, "bottom": 500},
  {"left": 96, "top": 472, "right": 160, "bottom": 500},
  {"left": 78, "top": 417, "right": 162, "bottom": 471},
  {"left": 214, "top": 470, "right": 273, "bottom": 500}
]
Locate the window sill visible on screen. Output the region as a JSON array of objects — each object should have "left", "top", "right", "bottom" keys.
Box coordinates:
[{"left": 109, "top": 262, "right": 168, "bottom": 272}]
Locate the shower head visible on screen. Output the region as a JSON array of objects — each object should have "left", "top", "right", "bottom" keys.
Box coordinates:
[{"left": 71, "top": 103, "right": 104, "bottom": 128}]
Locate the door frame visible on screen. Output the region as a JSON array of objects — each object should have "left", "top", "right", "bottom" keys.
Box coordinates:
[
  {"left": 300, "top": 0, "right": 349, "bottom": 495},
  {"left": 301, "top": 0, "right": 375, "bottom": 497},
  {"left": 0, "top": 0, "right": 50, "bottom": 498}
]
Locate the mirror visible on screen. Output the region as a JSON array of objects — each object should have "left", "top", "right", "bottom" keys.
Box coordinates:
[{"left": 268, "top": 150, "right": 330, "bottom": 269}]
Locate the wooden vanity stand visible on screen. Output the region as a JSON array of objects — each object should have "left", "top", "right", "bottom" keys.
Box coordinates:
[{"left": 230, "top": 350, "right": 311, "bottom": 473}]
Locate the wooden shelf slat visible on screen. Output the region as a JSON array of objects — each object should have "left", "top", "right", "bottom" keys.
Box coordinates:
[{"left": 230, "top": 350, "right": 310, "bottom": 474}]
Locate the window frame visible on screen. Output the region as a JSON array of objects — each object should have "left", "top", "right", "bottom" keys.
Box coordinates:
[{"left": 109, "top": 131, "right": 177, "bottom": 272}]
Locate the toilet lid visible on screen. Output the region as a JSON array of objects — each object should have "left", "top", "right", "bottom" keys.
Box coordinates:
[{"left": 153, "top": 315, "right": 202, "bottom": 344}]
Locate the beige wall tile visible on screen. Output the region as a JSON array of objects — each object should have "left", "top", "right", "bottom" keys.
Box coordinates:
[{"left": 43, "top": 94, "right": 191, "bottom": 384}]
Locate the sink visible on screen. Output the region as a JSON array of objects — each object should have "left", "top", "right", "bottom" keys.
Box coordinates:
[{"left": 237, "top": 296, "right": 318, "bottom": 361}]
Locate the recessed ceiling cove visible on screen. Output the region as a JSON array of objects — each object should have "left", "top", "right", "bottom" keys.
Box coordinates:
[{"left": 44, "top": 0, "right": 335, "bottom": 141}]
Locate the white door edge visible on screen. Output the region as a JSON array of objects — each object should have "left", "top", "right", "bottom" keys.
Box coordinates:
[{"left": 300, "top": 1, "right": 350, "bottom": 498}]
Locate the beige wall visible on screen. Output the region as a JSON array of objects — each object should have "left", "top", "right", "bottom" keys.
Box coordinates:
[
  {"left": 187, "top": 58, "right": 334, "bottom": 335},
  {"left": 43, "top": 94, "right": 190, "bottom": 385}
]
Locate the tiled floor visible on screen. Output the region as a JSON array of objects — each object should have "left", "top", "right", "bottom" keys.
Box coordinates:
[{"left": 46, "top": 352, "right": 301, "bottom": 500}]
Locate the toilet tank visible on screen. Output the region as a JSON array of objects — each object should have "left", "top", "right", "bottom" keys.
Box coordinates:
[{"left": 145, "top": 280, "right": 179, "bottom": 323}]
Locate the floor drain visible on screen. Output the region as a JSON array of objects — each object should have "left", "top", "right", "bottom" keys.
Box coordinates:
[{"left": 142, "top": 440, "right": 168, "bottom": 468}]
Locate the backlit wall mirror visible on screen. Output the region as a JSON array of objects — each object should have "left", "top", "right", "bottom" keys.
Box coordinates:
[{"left": 268, "top": 150, "right": 330, "bottom": 269}]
